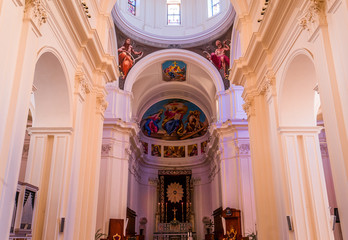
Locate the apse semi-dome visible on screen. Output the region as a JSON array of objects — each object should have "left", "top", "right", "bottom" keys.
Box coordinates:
[
  {"left": 141, "top": 98, "right": 208, "bottom": 141},
  {"left": 112, "top": 0, "right": 235, "bottom": 48}
]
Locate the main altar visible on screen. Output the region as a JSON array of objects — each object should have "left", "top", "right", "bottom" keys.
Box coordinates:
[{"left": 153, "top": 170, "right": 195, "bottom": 240}]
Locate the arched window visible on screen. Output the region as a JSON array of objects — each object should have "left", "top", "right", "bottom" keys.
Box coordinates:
[
  {"left": 208, "top": 0, "right": 220, "bottom": 17},
  {"left": 128, "top": 0, "right": 136, "bottom": 15},
  {"left": 167, "top": 0, "right": 181, "bottom": 25}
]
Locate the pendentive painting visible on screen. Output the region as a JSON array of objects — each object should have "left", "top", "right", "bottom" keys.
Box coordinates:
[
  {"left": 188, "top": 144, "right": 198, "bottom": 157},
  {"left": 141, "top": 99, "right": 209, "bottom": 141},
  {"left": 164, "top": 146, "right": 185, "bottom": 158},
  {"left": 162, "top": 61, "right": 186, "bottom": 82}
]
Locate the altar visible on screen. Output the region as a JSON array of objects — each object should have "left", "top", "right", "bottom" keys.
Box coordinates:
[
  {"left": 154, "top": 170, "right": 195, "bottom": 240},
  {"left": 153, "top": 223, "right": 195, "bottom": 240}
]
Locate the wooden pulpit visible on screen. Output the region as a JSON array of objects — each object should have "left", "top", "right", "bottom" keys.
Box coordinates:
[{"left": 222, "top": 208, "right": 242, "bottom": 240}]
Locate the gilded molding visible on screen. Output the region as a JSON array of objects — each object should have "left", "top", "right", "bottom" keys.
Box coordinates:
[{"left": 25, "top": 0, "right": 47, "bottom": 26}]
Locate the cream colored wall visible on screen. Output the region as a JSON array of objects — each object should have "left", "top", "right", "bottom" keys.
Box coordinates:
[
  {"left": 0, "top": 0, "right": 117, "bottom": 240},
  {"left": 231, "top": 0, "right": 348, "bottom": 239}
]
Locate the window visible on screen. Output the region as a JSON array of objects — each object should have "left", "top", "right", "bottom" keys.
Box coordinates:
[
  {"left": 167, "top": 0, "right": 181, "bottom": 25},
  {"left": 208, "top": 0, "right": 220, "bottom": 17},
  {"left": 128, "top": 0, "right": 136, "bottom": 15}
]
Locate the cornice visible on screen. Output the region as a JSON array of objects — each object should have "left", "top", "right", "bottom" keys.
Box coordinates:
[{"left": 56, "top": 1, "right": 118, "bottom": 83}]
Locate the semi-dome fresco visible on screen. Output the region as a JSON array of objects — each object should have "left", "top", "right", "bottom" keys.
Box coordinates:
[{"left": 141, "top": 99, "right": 209, "bottom": 140}]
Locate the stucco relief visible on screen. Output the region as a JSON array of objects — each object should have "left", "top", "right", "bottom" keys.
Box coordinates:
[
  {"left": 101, "top": 144, "right": 112, "bottom": 155},
  {"left": 299, "top": 0, "right": 326, "bottom": 34},
  {"left": 25, "top": 0, "right": 47, "bottom": 26}
]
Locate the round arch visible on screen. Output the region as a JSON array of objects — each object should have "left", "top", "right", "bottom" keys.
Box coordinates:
[
  {"left": 278, "top": 49, "right": 318, "bottom": 127},
  {"left": 124, "top": 49, "right": 225, "bottom": 93},
  {"left": 32, "top": 50, "right": 72, "bottom": 127}
]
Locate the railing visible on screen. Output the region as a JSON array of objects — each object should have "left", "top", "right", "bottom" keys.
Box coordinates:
[{"left": 153, "top": 232, "right": 195, "bottom": 240}]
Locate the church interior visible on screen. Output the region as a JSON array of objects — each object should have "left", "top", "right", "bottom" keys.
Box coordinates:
[{"left": 1, "top": 0, "right": 348, "bottom": 239}]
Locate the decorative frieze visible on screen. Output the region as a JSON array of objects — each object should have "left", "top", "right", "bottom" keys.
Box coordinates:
[
  {"left": 238, "top": 143, "right": 250, "bottom": 155},
  {"left": 25, "top": 0, "right": 47, "bottom": 26}
]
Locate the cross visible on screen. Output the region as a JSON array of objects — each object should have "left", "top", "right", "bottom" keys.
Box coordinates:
[{"left": 172, "top": 207, "right": 177, "bottom": 220}]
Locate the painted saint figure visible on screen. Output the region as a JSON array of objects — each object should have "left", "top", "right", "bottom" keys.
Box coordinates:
[
  {"left": 162, "top": 102, "right": 188, "bottom": 136},
  {"left": 143, "top": 109, "right": 163, "bottom": 136},
  {"left": 118, "top": 38, "right": 143, "bottom": 79},
  {"left": 204, "top": 40, "right": 230, "bottom": 77}
]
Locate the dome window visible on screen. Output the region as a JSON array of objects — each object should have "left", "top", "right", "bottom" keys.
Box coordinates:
[
  {"left": 208, "top": 0, "right": 220, "bottom": 17},
  {"left": 167, "top": 0, "right": 181, "bottom": 25},
  {"left": 128, "top": 0, "right": 136, "bottom": 15}
]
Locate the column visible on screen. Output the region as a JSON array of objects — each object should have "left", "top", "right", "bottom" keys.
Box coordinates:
[
  {"left": 24, "top": 128, "right": 72, "bottom": 240},
  {"left": 279, "top": 127, "right": 334, "bottom": 240},
  {"left": 243, "top": 91, "right": 283, "bottom": 239},
  {"left": 0, "top": 2, "right": 48, "bottom": 237},
  {"left": 299, "top": 1, "right": 348, "bottom": 236}
]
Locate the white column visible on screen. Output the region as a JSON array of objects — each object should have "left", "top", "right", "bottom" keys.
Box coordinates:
[
  {"left": 97, "top": 121, "right": 133, "bottom": 234},
  {"left": 25, "top": 127, "right": 72, "bottom": 240},
  {"left": 279, "top": 127, "right": 334, "bottom": 240},
  {"left": 300, "top": 1, "right": 348, "bottom": 236},
  {"left": 0, "top": 2, "right": 46, "bottom": 237}
]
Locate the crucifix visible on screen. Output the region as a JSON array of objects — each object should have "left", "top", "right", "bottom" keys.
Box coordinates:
[{"left": 172, "top": 207, "right": 177, "bottom": 221}]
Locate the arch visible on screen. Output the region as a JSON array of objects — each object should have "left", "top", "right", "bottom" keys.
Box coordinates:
[
  {"left": 32, "top": 50, "right": 72, "bottom": 127},
  {"left": 124, "top": 49, "right": 225, "bottom": 93},
  {"left": 278, "top": 49, "right": 317, "bottom": 127}
]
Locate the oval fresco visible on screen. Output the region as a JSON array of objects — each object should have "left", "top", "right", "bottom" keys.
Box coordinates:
[{"left": 141, "top": 99, "right": 209, "bottom": 140}]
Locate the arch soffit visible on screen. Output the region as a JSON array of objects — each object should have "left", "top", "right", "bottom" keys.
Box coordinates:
[
  {"left": 34, "top": 47, "right": 73, "bottom": 127},
  {"left": 278, "top": 48, "right": 315, "bottom": 97},
  {"left": 124, "top": 49, "right": 225, "bottom": 93}
]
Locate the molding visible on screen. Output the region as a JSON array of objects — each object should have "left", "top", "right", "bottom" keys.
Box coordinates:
[
  {"left": 96, "top": 94, "right": 108, "bottom": 115},
  {"left": 27, "top": 127, "right": 73, "bottom": 135},
  {"left": 278, "top": 126, "right": 323, "bottom": 134}
]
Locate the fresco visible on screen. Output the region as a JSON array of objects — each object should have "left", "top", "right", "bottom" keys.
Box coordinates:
[
  {"left": 201, "top": 141, "right": 208, "bottom": 154},
  {"left": 151, "top": 144, "right": 161, "bottom": 157},
  {"left": 162, "top": 61, "right": 186, "bottom": 82},
  {"left": 141, "top": 141, "right": 148, "bottom": 154},
  {"left": 188, "top": 144, "right": 198, "bottom": 157},
  {"left": 141, "top": 99, "right": 209, "bottom": 141},
  {"left": 164, "top": 146, "right": 185, "bottom": 158}
]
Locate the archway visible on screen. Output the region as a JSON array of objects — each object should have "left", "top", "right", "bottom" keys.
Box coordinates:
[
  {"left": 278, "top": 51, "right": 334, "bottom": 239},
  {"left": 18, "top": 51, "right": 73, "bottom": 240}
]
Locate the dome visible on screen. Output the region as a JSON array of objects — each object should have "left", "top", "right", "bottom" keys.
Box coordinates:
[{"left": 112, "top": 0, "right": 235, "bottom": 48}]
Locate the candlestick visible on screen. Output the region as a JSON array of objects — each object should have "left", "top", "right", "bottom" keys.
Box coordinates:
[{"left": 181, "top": 202, "right": 184, "bottom": 222}]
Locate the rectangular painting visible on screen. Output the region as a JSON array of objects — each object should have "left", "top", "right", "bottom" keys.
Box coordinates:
[
  {"left": 164, "top": 146, "right": 185, "bottom": 158},
  {"left": 188, "top": 144, "right": 198, "bottom": 157},
  {"left": 151, "top": 144, "right": 161, "bottom": 157}
]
